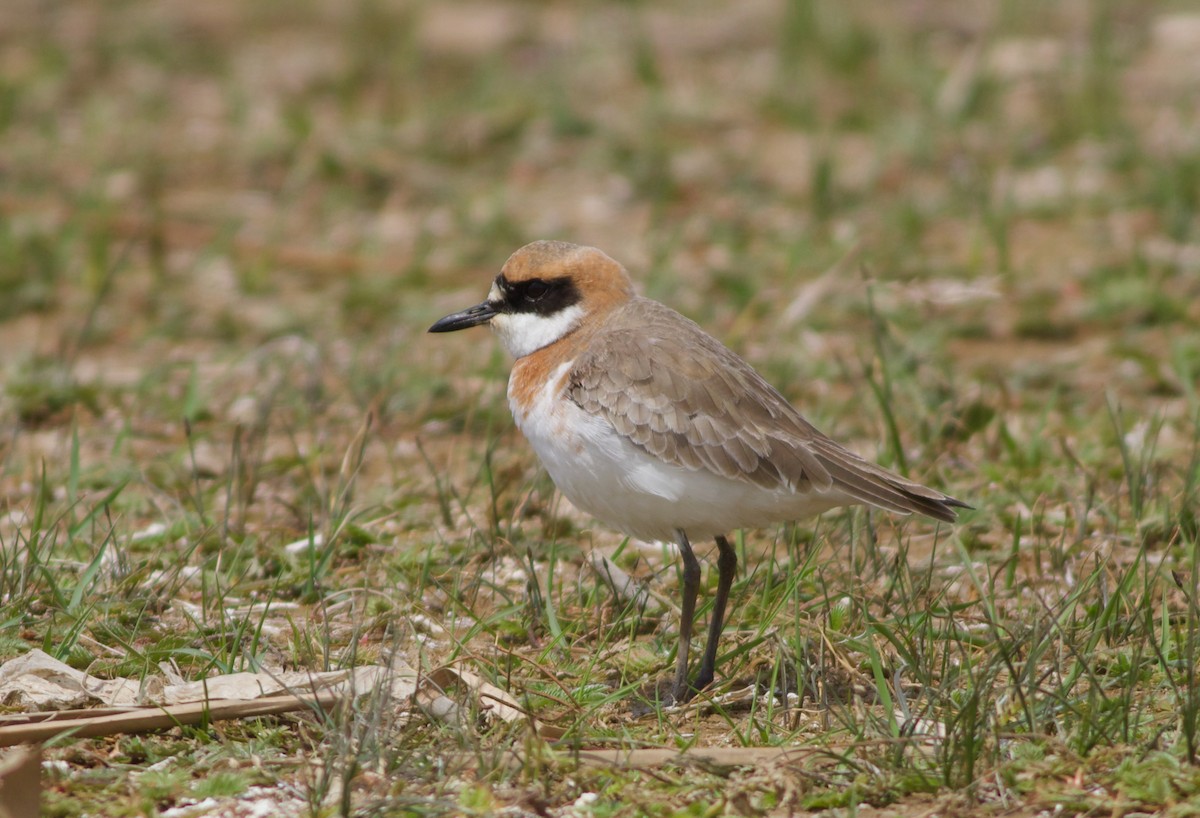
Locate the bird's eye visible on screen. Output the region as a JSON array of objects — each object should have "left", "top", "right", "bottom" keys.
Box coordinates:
[{"left": 525, "top": 280, "right": 549, "bottom": 300}]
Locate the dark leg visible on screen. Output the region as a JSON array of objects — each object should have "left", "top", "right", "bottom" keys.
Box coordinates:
[
  {"left": 694, "top": 534, "right": 737, "bottom": 693},
  {"left": 671, "top": 528, "right": 701, "bottom": 704}
]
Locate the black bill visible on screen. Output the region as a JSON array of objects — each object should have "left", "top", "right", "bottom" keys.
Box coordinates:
[{"left": 428, "top": 301, "right": 498, "bottom": 333}]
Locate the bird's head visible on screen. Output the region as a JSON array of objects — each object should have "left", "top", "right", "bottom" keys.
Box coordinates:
[{"left": 428, "top": 240, "right": 634, "bottom": 358}]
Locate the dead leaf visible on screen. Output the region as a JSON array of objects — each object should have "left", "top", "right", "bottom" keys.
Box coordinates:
[
  {"left": 0, "top": 651, "right": 420, "bottom": 746},
  {"left": 416, "top": 664, "right": 565, "bottom": 740}
]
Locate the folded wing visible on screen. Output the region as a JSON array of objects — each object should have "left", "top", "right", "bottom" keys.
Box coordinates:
[{"left": 566, "top": 300, "right": 967, "bottom": 523}]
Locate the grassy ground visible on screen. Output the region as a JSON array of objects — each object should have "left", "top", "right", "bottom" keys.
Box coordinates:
[{"left": 2, "top": 0, "right": 1200, "bottom": 815}]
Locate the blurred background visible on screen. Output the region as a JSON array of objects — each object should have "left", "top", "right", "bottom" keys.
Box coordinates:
[
  {"left": 4, "top": 0, "right": 1196, "bottom": 359},
  {"left": 4, "top": 0, "right": 1198, "bottom": 523}
]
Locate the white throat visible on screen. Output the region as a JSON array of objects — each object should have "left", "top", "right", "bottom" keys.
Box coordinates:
[{"left": 490, "top": 304, "right": 584, "bottom": 359}]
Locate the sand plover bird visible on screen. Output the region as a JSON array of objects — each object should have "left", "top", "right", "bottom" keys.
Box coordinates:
[{"left": 430, "top": 240, "right": 967, "bottom": 704}]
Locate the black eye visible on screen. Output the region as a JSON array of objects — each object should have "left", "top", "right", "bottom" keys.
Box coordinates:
[{"left": 525, "top": 280, "right": 549, "bottom": 300}]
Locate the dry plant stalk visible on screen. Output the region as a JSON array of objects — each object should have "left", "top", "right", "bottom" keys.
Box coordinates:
[{"left": 0, "top": 691, "right": 343, "bottom": 747}]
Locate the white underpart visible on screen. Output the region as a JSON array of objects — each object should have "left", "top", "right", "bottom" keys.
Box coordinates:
[
  {"left": 511, "top": 362, "right": 855, "bottom": 543},
  {"left": 491, "top": 304, "right": 584, "bottom": 359}
]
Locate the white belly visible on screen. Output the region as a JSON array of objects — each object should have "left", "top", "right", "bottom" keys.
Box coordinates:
[{"left": 509, "top": 363, "right": 853, "bottom": 543}]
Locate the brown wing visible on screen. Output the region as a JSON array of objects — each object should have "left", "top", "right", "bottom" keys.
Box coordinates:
[{"left": 566, "top": 299, "right": 966, "bottom": 522}]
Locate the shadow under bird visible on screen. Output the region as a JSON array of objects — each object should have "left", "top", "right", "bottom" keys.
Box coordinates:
[{"left": 430, "top": 240, "right": 968, "bottom": 705}]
